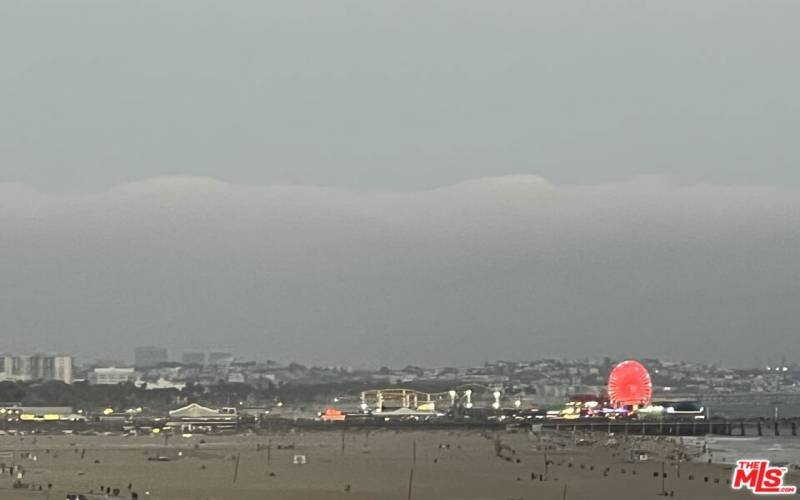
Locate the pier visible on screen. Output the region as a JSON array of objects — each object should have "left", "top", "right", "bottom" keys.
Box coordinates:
[
  {"left": 534, "top": 418, "right": 800, "bottom": 437},
  {"left": 288, "top": 416, "right": 800, "bottom": 437}
]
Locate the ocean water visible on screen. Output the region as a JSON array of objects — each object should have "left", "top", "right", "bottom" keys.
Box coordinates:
[
  {"left": 713, "top": 402, "right": 800, "bottom": 419},
  {"left": 700, "top": 436, "right": 800, "bottom": 468}
]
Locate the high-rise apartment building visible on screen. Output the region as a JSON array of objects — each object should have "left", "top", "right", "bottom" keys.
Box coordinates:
[
  {"left": 181, "top": 352, "right": 206, "bottom": 366},
  {"left": 0, "top": 354, "right": 73, "bottom": 383},
  {"left": 134, "top": 346, "right": 169, "bottom": 368},
  {"left": 207, "top": 351, "right": 234, "bottom": 366}
]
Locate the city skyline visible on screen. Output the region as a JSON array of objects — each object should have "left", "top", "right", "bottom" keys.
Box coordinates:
[{"left": 11, "top": 347, "right": 798, "bottom": 373}]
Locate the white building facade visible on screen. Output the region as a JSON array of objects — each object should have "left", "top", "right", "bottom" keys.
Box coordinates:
[{"left": 90, "top": 367, "right": 136, "bottom": 385}]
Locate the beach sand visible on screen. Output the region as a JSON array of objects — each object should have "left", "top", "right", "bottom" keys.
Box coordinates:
[{"left": 0, "top": 429, "right": 786, "bottom": 499}]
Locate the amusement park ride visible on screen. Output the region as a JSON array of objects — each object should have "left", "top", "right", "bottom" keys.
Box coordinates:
[
  {"left": 320, "top": 360, "right": 704, "bottom": 423},
  {"left": 607, "top": 359, "right": 653, "bottom": 407},
  {"left": 357, "top": 385, "right": 505, "bottom": 415}
]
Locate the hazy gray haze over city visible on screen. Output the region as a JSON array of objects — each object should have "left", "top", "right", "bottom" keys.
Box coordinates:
[{"left": 1, "top": 1, "right": 798, "bottom": 367}]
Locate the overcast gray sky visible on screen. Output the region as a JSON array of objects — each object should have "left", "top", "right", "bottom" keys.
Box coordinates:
[{"left": 1, "top": 1, "right": 799, "bottom": 367}]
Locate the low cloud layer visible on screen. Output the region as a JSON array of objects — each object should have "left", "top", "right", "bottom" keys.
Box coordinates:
[{"left": 1, "top": 175, "right": 798, "bottom": 367}]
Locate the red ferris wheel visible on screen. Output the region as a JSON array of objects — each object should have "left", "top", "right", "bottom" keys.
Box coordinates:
[{"left": 607, "top": 360, "right": 652, "bottom": 407}]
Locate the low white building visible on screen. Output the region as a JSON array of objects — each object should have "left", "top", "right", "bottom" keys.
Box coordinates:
[
  {"left": 90, "top": 367, "right": 136, "bottom": 385},
  {"left": 167, "top": 403, "right": 238, "bottom": 432},
  {"left": 135, "top": 377, "right": 186, "bottom": 390}
]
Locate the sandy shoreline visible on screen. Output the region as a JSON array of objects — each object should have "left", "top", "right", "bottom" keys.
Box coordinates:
[{"left": 0, "top": 429, "right": 788, "bottom": 499}]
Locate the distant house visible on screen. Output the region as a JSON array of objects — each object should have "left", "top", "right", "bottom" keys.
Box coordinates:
[{"left": 166, "top": 403, "right": 238, "bottom": 432}]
